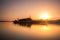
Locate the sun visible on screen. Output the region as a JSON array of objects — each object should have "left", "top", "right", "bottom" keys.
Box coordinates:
[{"left": 40, "top": 12, "right": 51, "bottom": 20}]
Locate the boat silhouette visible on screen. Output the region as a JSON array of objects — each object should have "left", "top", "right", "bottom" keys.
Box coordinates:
[{"left": 13, "top": 18, "right": 32, "bottom": 24}]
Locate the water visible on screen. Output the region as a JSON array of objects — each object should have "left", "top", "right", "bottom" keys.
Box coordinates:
[{"left": 1, "top": 22, "right": 60, "bottom": 40}]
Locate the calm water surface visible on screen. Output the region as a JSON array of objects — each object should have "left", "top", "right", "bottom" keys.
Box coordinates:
[{"left": 1, "top": 22, "right": 60, "bottom": 40}]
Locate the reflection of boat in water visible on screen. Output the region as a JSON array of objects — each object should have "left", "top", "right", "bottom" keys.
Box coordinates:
[{"left": 17, "top": 22, "right": 32, "bottom": 27}]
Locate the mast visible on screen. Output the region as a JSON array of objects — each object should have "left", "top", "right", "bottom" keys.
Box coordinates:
[{"left": 29, "top": 13, "right": 31, "bottom": 18}]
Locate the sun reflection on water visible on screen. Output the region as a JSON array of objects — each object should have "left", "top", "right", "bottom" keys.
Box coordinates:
[
  {"left": 43, "top": 25, "right": 48, "bottom": 30},
  {"left": 31, "top": 24, "right": 59, "bottom": 38}
]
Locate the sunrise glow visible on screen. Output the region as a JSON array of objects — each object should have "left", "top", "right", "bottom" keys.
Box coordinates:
[{"left": 40, "top": 12, "right": 51, "bottom": 20}]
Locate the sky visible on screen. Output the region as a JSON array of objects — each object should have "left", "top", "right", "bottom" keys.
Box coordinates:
[{"left": 0, "top": 0, "right": 60, "bottom": 21}]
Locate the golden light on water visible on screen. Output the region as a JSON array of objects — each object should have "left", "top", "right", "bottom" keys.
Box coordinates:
[
  {"left": 31, "top": 25, "right": 59, "bottom": 38},
  {"left": 40, "top": 12, "right": 51, "bottom": 20},
  {"left": 1, "top": 22, "right": 60, "bottom": 39},
  {"left": 43, "top": 26, "right": 48, "bottom": 30}
]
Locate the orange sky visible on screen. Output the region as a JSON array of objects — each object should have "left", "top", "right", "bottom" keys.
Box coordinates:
[{"left": 0, "top": 0, "right": 60, "bottom": 21}]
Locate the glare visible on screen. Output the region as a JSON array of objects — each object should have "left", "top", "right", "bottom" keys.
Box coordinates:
[{"left": 40, "top": 12, "right": 51, "bottom": 20}]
